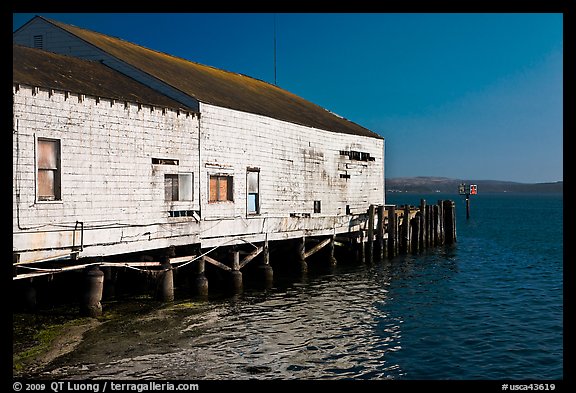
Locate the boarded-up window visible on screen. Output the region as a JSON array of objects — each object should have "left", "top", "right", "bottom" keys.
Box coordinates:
[
  {"left": 247, "top": 169, "right": 260, "bottom": 214},
  {"left": 209, "top": 175, "right": 233, "bottom": 202},
  {"left": 165, "top": 173, "right": 193, "bottom": 201},
  {"left": 37, "top": 138, "right": 60, "bottom": 201}
]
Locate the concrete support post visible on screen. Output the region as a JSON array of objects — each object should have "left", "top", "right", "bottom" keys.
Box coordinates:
[
  {"left": 155, "top": 258, "right": 174, "bottom": 302},
  {"left": 81, "top": 266, "right": 104, "bottom": 317},
  {"left": 229, "top": 250, "right": 243, "bottom": 292},
  {"left": 192, "top": 258, "right": 209, "bottom": 297}
]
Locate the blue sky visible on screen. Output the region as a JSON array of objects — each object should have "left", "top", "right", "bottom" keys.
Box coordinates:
[{"left": 12, "top": 13, "right": 563, "bottom": 183}]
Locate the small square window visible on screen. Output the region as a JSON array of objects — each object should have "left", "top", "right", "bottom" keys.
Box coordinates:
[
  {"left": 209, "top": 175, "right": 233, "bottom": 202},
  {"left": 165, "top": 173, "right": 193, "bottom": 201}
]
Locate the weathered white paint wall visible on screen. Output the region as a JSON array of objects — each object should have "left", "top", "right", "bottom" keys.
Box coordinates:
[
  {"left": 199, "top": 103, "right": 384, "bottom": 221},
  {"left": 13, "top": 86, "right": 384, "bottom": 262},
  {"left": 13, "top": 84, "right": 201, "bottom": 263}
]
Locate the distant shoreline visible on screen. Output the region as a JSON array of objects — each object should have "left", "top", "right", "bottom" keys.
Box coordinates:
[{"left": 386, "top": 176, "right": 562, "bottom": 194}]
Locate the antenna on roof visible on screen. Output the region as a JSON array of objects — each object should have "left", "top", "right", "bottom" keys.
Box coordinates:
[{"left": 273, "top": 13, "right": 277, "bottom": 86}]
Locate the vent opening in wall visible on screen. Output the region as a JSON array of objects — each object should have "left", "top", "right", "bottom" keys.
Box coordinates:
[
  {"left": 339, "top": 150, "right": 375, "bottom": 162},
  {"left": 33, "top": 35, "right": 43, "bottom": 49},
  {"left": 168, "top": 210, "right": 196, "bottom": 218}
]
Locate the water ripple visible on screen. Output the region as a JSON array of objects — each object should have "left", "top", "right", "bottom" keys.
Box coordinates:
[{"left": 35, "top": 194, "right": 562, "bottom": 380}]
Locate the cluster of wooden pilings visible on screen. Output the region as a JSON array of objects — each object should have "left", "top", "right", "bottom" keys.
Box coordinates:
[
  {"left": 363, "top": 199, "right": 458, "bottom": 262},
  {"left": 14, "top": 199, "right": 456, "bottom": 317}
]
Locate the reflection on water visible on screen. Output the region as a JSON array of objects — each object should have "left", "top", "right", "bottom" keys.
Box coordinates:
[
  {"left": 32, "top": 194, "right": 563, "bottom": 380},
  {"left": 43, "top": 261, "right": 407, "bottom": 380}
]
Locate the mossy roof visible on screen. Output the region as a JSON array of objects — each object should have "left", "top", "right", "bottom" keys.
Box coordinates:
[{"left": 42, "top": 16, "right": 381, "bottom": 139}]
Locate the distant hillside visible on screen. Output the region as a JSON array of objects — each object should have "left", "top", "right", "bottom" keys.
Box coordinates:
[{"left": 386, "top": 177, "right": 563, "bottom": 194}]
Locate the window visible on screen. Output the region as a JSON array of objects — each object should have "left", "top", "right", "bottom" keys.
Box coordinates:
[
  {"left": 314, "top": 200, "right": 321, "bottom": 213},
  {"left": 37, "top": 138, "right": 61, "bottom": 201},
  {"left": 164, "top": 173, "right": 193, "bottom": 201},
  {"left": 247, "top": 169, "right": 260, "bottom": 214},
  {"left": 209, "top": 175, "right": 233, "bottom": 202}
]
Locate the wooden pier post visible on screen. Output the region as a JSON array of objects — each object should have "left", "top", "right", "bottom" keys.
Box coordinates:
[
  {"left": 432, "top": 205, "right": 439, "bottom": 247},
  {"left": 419, "top": 199, "right": 426, "bottom": 251},
  {"left": 297, "top": 236, "right": 308, "bottom": 272},
  {"left": 80, "top": 266, "right": 104, "bottom": 317},
  {"left": 437, "top": 200, "right": 444, "bottom": 245},
  {"left": 23, "top": 279, "right": 37, "bottom": 310},
  {"left": 427, "top": 205, "right": 434, "bottom": 248},
  {"left": 451, "top": 200, "right": 457, "bottom": 243},
  {"left": 443, "top": 200, "right": 457, "bottom": 244},
  {"left": 359, "top": 231, "right": 366, "bottom": 263},
  {"left": 229, "top": 249, "right": 243, "bottom": 293},
  {"left": 386, "top": 205, "right": 397, "bottom": 258},
  {"left": 411, "top": 213, "right": 420, "bottom": 254},
  {"left": 367, "top": 205, "right": 375, "bottom": 263},
  {"left": 377, "top": 205, "right": 385, "bottom": 260},
  {"left": 402, "top": 205, "right": 411, "bottom": 254},
  {"left": 155, "top": 257, "right": 174, "bottom": 302},
  {"left": 351, "top": 236, "right": 360, "bottom": 263},
  {"left": 102, "top": 267, "right": 116, "bottom": 300},
  {"left": 192, "top": 257, "right": 209, "bottom": 297},
  {"left": 328, "top": 235, "right": 337, "bottom": 266}
]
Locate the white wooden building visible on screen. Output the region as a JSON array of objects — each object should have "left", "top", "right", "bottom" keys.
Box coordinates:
[{"left": 13, "top": 16, "right": 385, "bottom": 266}]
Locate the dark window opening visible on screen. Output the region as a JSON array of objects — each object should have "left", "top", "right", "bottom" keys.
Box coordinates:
[
  {"left": 341, "top": 150, "right": 375, "bottom": 162},
  {"left": 209, "top": 175, "right": 233, "bottom": 202},
  {"left": 314, "top": 200, "right": 321, "bottom": 213},
  {"left": 153, "top": 158, "right": 179, "bottom": 165},
  {"left": 349, "top": 150, "right": 361, "bottom": 161},
  {"left": 340, "top": 173, "right": 351, "bottom": 179},
  {"left": 37, "top": 138, "right": 61, "bottom": 201},
  {"left": 346, "top": 205, "right": 351, "bottom": 215}
]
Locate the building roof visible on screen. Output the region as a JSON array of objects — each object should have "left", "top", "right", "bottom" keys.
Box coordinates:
[
  {"left": 40, "top": 17, "right": 381, "bottom": 139},
  {"left": 13, "top": 44, "right": 192, "bottom": 111}
]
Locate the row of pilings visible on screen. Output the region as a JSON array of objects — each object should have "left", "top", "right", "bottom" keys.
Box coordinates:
[
  {"left": 15, "top": 199, "right": 456, "bottom": 317},
  {"left": 376, "top": 198, "right": 457, "bottom": 261}
]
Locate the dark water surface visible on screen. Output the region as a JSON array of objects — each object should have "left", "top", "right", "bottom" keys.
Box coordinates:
[{"left": 31, "top": 193, "right": 563, "bottom": 380}]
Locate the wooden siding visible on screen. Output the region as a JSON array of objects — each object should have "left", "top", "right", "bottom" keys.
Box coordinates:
[
  {"left": 199, "top": 103, "right": 385, "bottom": 222},
  {"left": 13, "top": 86, "right": 384, "bottom": 262}
]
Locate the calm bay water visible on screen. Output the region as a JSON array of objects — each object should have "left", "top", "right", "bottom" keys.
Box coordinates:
[{"left": 34, "top": 193, "right": 563, "bottom": 380}]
